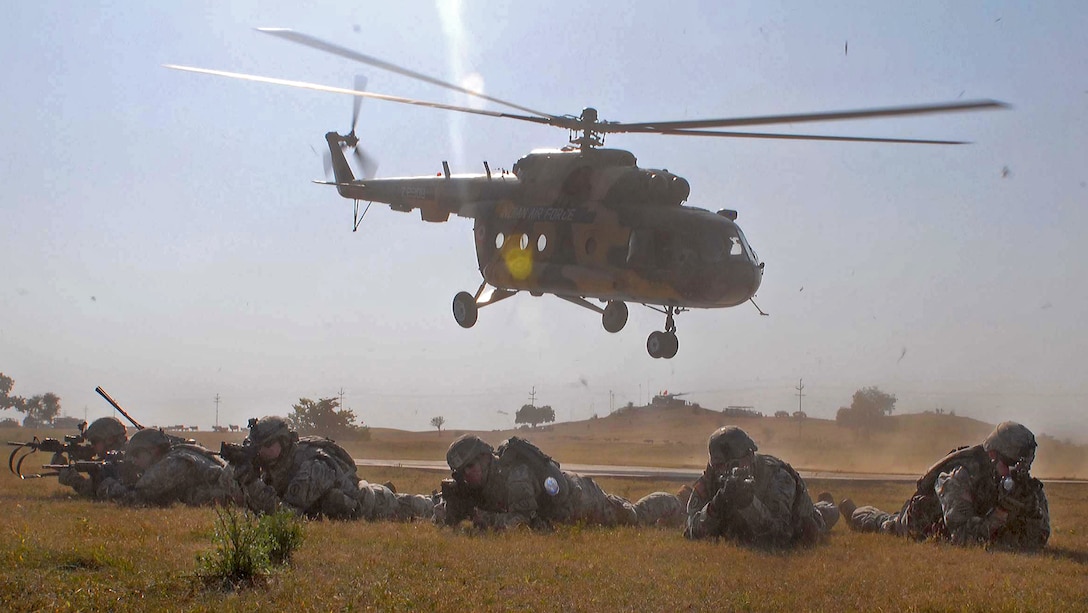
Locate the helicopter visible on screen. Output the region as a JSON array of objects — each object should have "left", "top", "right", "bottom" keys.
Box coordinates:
[{"left": 166, "top": 29, "right": 1006, "bottom": 359}]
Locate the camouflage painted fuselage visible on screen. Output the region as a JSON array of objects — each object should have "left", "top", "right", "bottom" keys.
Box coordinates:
[{"left": 330, "top": 140, "right": 763, "bottom": 309}]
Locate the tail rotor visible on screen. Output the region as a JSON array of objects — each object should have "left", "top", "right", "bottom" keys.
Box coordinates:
[{"left": 342, "top": 74, "right": 378, "bottom": 179}]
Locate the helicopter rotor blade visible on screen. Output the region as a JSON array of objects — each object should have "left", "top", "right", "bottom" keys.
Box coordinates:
[
  {"left": 256, "top": 28, "right": 555, "bottom": 119},
  {"left": 352, "top": 146, "right": 379, "bottom": 180},
  {"left": 603, "top": 100, "right": 1009, "bottom": 134},
  {"left": 351, "top": 74, "right": 366, "bottom": 133},
  {"left": 164, "top": 65, "right": 553, "bottom": 128},
  {"left": 323, "top": 150, "right": 334, "bottom": 180},
  {"left": 652, "top": 129, "right": 972, "bottom": 145},
  {"left": 310, "top": 143, "right": 334, "bottom": 180}
]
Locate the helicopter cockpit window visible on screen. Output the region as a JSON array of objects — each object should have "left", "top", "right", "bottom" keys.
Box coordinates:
[
  {"left": 729, "top": 236, "right": 744, "bottom": 257},
  {"left": 736, "top": 228, "right": 758, "bottom": 263},
  {"left": 697, "top": 231, "right": 728, "bottom": 263}
]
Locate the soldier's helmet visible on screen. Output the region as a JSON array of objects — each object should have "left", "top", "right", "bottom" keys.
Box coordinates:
[
  {"left": 446, "top": 434, "right": 494, "bottom": 471},
  {"left": 983, "top": 421, "right": 1037, "bottom": 465},
  {"left": 83, "top": 417, "right": 128, "bottom": 447},
  {"left": 708, "top": 426, "right": 758, "bottom": 466},
  {"left": 125, "top": 428, "right": 173, "bottom": 456},
  {"left": 247, "top": 416, "right": 297, "bottom": 449}
]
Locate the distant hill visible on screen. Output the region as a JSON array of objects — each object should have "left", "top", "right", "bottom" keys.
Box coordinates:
[{"left": 353, "top": 406, "right": 1087, "bottom": 480}]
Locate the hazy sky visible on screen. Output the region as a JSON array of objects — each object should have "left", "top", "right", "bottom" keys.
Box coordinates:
[{"left": 2, "top": 2, "right": 1085, "bottom": 440}]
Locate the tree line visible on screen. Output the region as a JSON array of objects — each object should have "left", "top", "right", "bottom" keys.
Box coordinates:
[{"left": 1, "top": 372, "right": 62, "bottom": 427}]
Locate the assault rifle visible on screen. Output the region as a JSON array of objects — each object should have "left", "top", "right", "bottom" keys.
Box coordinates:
[
  {"left": 219, "top": 440, "right": 265, "bottom": 485},
  {"left": 708, "top": 466, "right": 755, "bottom": 516},
  {"left": 220, "top": 441, "right": 257, "bottom": 467},
  {"left": 439, "top": 478, "right": 484, "bottom": 526},
  {"left": 718, "top": 466, "right": 755, "bottom": 491},
  {"left": 7, "top": 428, "right": 96, "bottom": 479},
  {"left": 1000, "top": 456, "right": 1040, "bottom": 500},
  {"left": 43, "top": 450, "right": 136, "bottom": 483}
]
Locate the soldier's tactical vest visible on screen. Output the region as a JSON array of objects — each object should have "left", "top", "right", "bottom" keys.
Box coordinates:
[
  {"left": 904, "top": 444, "right": 994, "bottom": 539},
  {"left": 297, "top": 436, "right": 358, "bottom": 476},
  {"left": 496, "top": 437, "right": 569, "bottom": 518}
]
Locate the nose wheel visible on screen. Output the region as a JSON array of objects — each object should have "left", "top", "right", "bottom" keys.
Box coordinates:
[
  {"left": 453, "top": 282, "right": 517, "bottom": 329},
  {"left": 646, "top": 306, "right": 680, "bottom": 359}
]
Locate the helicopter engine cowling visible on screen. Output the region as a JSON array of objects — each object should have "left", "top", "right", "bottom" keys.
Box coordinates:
[{"left": 603, "top": 168, "right": 690, "bottom": 207}]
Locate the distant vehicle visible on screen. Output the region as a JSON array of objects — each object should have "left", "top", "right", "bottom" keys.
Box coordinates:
[
  {"left": 651, "top": 391, "right": 700, "bottom": 409},
  {"left": 51, "top": 416, "right": 85, "bottom": 430}
]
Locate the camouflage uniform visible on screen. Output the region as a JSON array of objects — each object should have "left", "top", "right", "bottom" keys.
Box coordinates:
[
  {"left": 236, "top": 417, "right": 432, "bottom": 521},
  {"left": 847, "top": 422, "right": 1050, "bottom": 549},
  {"left": 100, "top": 434, "right": 237, "bottom": 507},
  {"left": 685, "top": 427, "right": 838, "bottom": 547},
  {"left": 441, "top": 434, "right": 683, "bottom": 529},
  {"left": 53, "top": 417, "right": 128, "bottom": 499}
]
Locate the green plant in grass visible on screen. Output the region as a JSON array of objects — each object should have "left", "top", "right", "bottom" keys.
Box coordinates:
[
  {"left": 195, "top": 506, "right": 304, "bottom": 589},
  {"left": 260, "top": 507, "right": 305, "bottom": 565}
]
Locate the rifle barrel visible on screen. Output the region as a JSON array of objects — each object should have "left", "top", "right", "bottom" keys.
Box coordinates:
[{"left": 94, "top": 386, "right": 144, "bottom": 430}]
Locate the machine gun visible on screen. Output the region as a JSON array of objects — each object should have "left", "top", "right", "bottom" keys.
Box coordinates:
[
  {"left": 7, "top": 428, "right": 96, "bottom": 479},
  {"left": 438, "top": 478, "right": 484, "bottom": 526}
]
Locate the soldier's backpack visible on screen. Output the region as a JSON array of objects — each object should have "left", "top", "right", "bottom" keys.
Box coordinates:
[
  {"left": 171, "top": 443, "right": 224, "bottom": 466},
  {"left": 903, "top": 444, "right": 992, "bottom": 538},
  {"left": 298, "top": 436, "right": 358, "bottom": 475},
  {"left": 496, "top": 437, "right": 568, "bottom": 514}
]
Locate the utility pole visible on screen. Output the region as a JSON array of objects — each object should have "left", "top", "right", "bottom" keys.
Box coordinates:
[
  {"left": 795, "top": 378, "right": 806, "bottom": 438},
  {"left": 338, "top": 387, "right": 346, "bottom": 408},
  {"left": 214, "top": 394, "right": 221, "bottom": 428},
  {"left": 795, "top": 378, "right": 805, "bottom": 414},
  {"left": 528, "top": 386, "right": 537, "bottom": 407}
]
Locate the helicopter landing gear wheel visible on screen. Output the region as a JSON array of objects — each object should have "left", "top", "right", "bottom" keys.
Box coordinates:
[
  {"left": 647, "top": 305, "right": 682, "bottom": 359},
  {"left": 452, "top": 291, "right": 478, "bottom": 328},
  {"left": 602, "top": 301, "right": 628, "bottom": 333},
  {"left": 647, "top": 330, "right": 679, "bottom": 359},
  {"left": 647, "top": 331, "right": 665, "bottom": 358}
]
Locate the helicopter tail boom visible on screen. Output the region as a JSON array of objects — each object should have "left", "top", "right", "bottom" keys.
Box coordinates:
[{"left": 325, "top": 132, "right": 358, "bottom": 196}]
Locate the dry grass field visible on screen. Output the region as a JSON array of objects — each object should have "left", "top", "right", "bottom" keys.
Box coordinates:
[
  {"left": 4, "top": 410, "right": 1088, "bottom": 612},
  {"left": 3, "top": 466, "right": 1088, "bottom": 612}
]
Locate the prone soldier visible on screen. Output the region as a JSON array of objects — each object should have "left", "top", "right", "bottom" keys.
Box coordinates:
[
  {"left": 227, "top": 416, "right": 433, "bottom": 521},
  {"left": 97, "top": 428, "right": 237, "bottom": 507},
  {"left": 685, "top": 426, "right": 840, "bottom": 547},
  {"left": 52, "top": 417, "right": 129, "bottom": 499},
  {"left": 842, "top": 421, "right": 1050, "bottom": 549},
  {"left": 438, "top": 434, "right": 684, "bottom": 530}
]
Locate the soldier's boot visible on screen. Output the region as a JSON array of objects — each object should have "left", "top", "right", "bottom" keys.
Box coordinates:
[
  {"left": 813, "top": 492, "right": 840, "bottom": 529},
  {"left": 383, "top": 481, "right": 397, "bottom": 493},
  {"left": 839, "top": 498, "right": 857, "bottom": 529}
]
